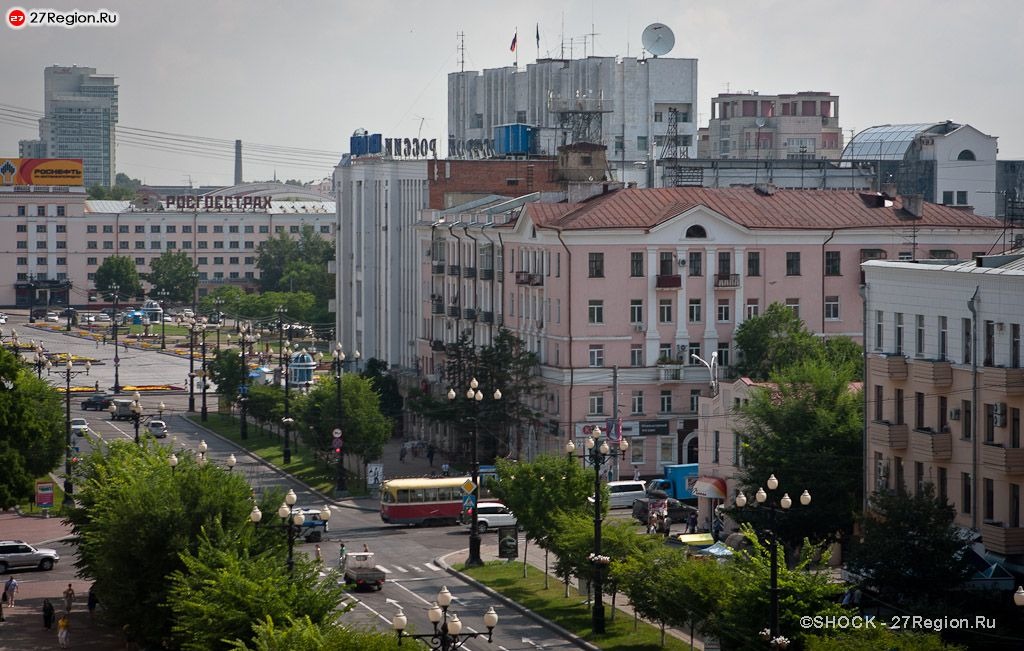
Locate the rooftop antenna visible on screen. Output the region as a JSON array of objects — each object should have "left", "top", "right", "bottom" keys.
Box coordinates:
[
  {"left": 457, "top": 31, "right": 465, "bottom": 73},
  {"left": 560, "top": 11, "right": 565, "bottom": 59}
]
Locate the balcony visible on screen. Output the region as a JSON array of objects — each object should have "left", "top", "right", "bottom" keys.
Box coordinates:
[
  {"left": 714, "top": 273, "right": 740, "bottom": 288},
  {"left": 480, "top": 268, "right": 494, "bottom": 281},
  {"left": 430, "top": 302, "right": 444, "bottom": 315},
  {"left": 430, "top": 340, "right": 446, "bottom": 352},
  {"left": 446, "top": 306, "right": 460, "bottom": 318},
  {"left": 431, "top": 263, "right": 445, "bottom": 275},
  {"left": 874, "top": 354, "right": 908, "bottom": 380},
  {"left": 528, "top": 273, "right": 544, "bottom": 286},
  {"left": 868, "top": 420, "right": 908, "bottom": 449},
  {"left": 910, "top": 427, "right": 951, "bottom": 460},
  {"left": 480, "top": 310, "right": 494, "bottom": 324},
  {"left": 910, "top": 359, "right": 953, "bottom": 386},
  {"left": 982, "top": 367, "right": 1024, "bottom": 395},
  {"left": 515, "top": 271, "right": 530, "bottom": 285},
  {"left": 981, "top": 521, "right": 1024, "bottom": 555},
  {"left": 463, "top": 308, "right": 477, "bottom": 320},
  {"left": 447, "top": 265, "right": 461, "bottom": 276},
  {"left": 463, "top": 266, "right": 477, "bottom": 278},
  {"left": 982, "top": 443, "right": 1024, "bottom": 475},
  {"left": 656, "top": 274, "right": 682, "bottom": 289}
]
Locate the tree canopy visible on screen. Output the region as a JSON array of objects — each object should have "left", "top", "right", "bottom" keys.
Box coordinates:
[
  {"left": 733, "top": 358, "right": 863, "bottom": 548},
  {"left": 94, "top": 255, "right": 143, "bottom": 299},
  {"left": 146, "top": 250, "right": 198, "bottom": 303},
  {"left": 256, "top": 227, "right": 334, "bottom": 320}
]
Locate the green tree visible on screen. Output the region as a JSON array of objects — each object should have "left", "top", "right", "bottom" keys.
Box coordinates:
[
  {"left": 227, "top": 615, "right": 403, "bottom": 651},
  {"left": 246, "top": 383, "right": 284, "bottom": 428},
  {"left": 95, "top": 255, "right": 143, "bottom": 299},
  {"left": 68, "top": 441, "right": 270, "bottom": 647},
  {"left": 256, "top": 232, "right": 295, "bottom": 293},
  {"left": 146, "top": 250, "right": 197, "bottom": 303},
  {"left": 198, "top": 286, "right": 247, "bottom": 320},
  {"left": 734, "top": 302, "right": 823, "bottom": 380},
  {"left": 613, "top": 544, "right": 685, "bottom": 643},
  {"left": 734, "top": 358, "right": 863, "bottom": 548},
  {"left": 848, "top": 484, "right": 973, "bottom": 610},
  {"left": 114, "top": 172, "right": 143, "bottom": 191},
  {"left": 804, "top": 626, "right": 959, "bottom": 651},
  {"left": 0, "top": 349, "right": 64, "bottom": 507},
  {"left": 208, "top": 349, "right": 245, "bottom": 400},
  {"left": 87, "top": 184, "right": 137, "bottom": 199},
  {"left": 168, "top": 534, "right": 348, "bottom": 651}
]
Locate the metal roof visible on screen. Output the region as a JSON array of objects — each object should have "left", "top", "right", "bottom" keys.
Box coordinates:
[{"left": 841, "top": 122, "right": 960, "bottom": 160}]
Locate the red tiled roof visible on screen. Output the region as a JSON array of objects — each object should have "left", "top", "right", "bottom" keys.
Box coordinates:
[{"left": 525, "top": 187, "right": 1003, "bottom": 231}]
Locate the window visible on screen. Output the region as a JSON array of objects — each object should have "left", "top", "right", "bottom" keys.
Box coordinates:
[
  {"left": 895, "top": 389, "right": 904, "bottom": 424},
  {"left": 688, "top": 342, "right": 701, "bottom": 362},
  {"left": 197, "top": 257, "right": 208, "bottom": 265},
  {"left": 588, "top": 345, "right": 604, "bottom": 367},
  {"left": 962, "top": 400, "right": 973, "bottom": 440},
  {"left": 939, "top": 316, "right": 948, "bottom": 360},
  {"left": 1012, "top": 484, "right": 1021, "bottom": 528},
  {"left": 895, "top": 313, "right": 904, "bottom": 355},
  {"left": 150, "top": 241, "right": 161, "bottom": 249},
  {"left": 688, "top": 251, "right": 702, "bottom": 276},
  {"left": 214, "top": 241, "right": 224, "bottom": 249},
  {"left": 244, "top": 256, "right": 255, "bottom": 265},
  {"left": 785, "top": 252, "right": 801, "bottom": 275},
  {"left": 957, "top": 190, "right": 968, "bottom": 205},
  {"left": 636, "top": 136, "right": 648, "bottom": 151},
  {"left": 259, "top": 225, "right": 269, "bottom": 234},
  {"left": 874, "top": 385, "right": 884, "bottom": 421},
  {"left": 631, "top": 391, "right": 644, "bottom": 414},
  {"left": 229, "top": 225, "right": 239, "bottom": 233},
  {"left": 16, "top": 257, "right": 26, "bottom": 265},
  {"left": 785, "top": 298, "right": 800, "bottom": 319},
  {"left": 984, "top": 404, "right": 995, "bottom": 444},
  {"left": 36, "top": 256, "right": 46, "bottom": 265},
  {"left": 37, "top": 206, "right": 45, "bottom": 216},
  {"left": 713, "top": 431, "right": 720, "bottom": 463},
  {"left": 588, "top": 392, "right": 604, "bottom": 415},
  {"left": 654, "top": 111, "right": 663, "bottom": 123},
  {"left": 56, "top": 224, "right": 66, "bottom": 233},
  {"left": 87, "top": 241, "right": 97, "bottom": 249},
  {"left": 688, "top": 299, "right": 702, "bottom": 323},
  {"left": 659, "top": 252, "right": 674, "bottom": 276},
  {"left": 229, "top": 272, "right": 239, "bottom": 279},
  {"left": 182, "top": 225, "right": 192, "bottom": 233},
  {"left": 229, "top": 257, "right": 239, "bottom": 264},
  {"left": 824, "top": 251, "right": 841, "bottom": 276},
  {"left": 938, "top": 467, "right": 948, "bottom": 504},
  {"left": 718, "top": 251, "right": 731, "bottom": 276},
  {"left": 984, "top": 320, "right": 995, "bottom": 367},
  {"left": 630, "top": 252, "right": 643, "bottom": 277},
  {"left": 197, "top": 225, "right": 208, "bottom": 233},
  {"left": 86, "top": 225, "right": 97, "bottom": 234},
  {"left": 103, "top": 241, "right": 113, "bottom": 249},
  {"left": 630, "top": 300, "right": 643, "bottom": 323},
  {"left": 875, "top": 311, "right": 884, "bottom": 350},
  {"left": 289, "top": 225, "right": 299, "bottom": 234},
  {"left": 629, "top": 344, "right": 643, "bottom": 367},
  {"left": 182, "top": 241, "right": 192, "bottom": 249},
  {"left": 1012, "top": 408, "right": 1021, "bottom": 448},
  {"left": 659, "top": 299, "right": 672, "bottom": 323},
  {"left": 939, "top": 396, "right": 948, "bottom": 432},
  {"left": 588, "top": 300, "right": 604, "bottom": 324},
  {"left": 690, "top": 389, "right": 701, "bottom": 413},
  {"left": 35, "top": 241, "right": 45, "bottom": 249},
  {"left": 717, "top": 344, "right": 730, "bottom": 367},
  {"left": 915, "top": 392, "right": 925, "bottom": 429},
  {"left": 213, "top": 256, "right": 224, "bottom": 265},
  {"left": 588, "top": 252, "right": 604, "bottom": 278},
  {"left": 659, "top": 343, "right": 672, "bottom": 360},
  {"left": 150, "top": 225, "right": 161, "bottom": 233},
  {"left": 244, "top": 225, "right": 254, "bottom": 233},
  {"left": 660, "top": 390, "right": 672, "bottom": 413},
  {"left": 962, "top": 318, "right": 972, "bottom": 364},
  {"left": 198, "top": 241, "right": 208, "bottom": 249},
  {"left": 984, "top": 478, "right": 994, "bottom": 521},
  {"left": 746, "top": 299, "right": 760, "bottom": 319},
  {"left": 56, "top": 206, "right": 65, "bottom": 217},
  {"left": 134, "top": 241, "right": 144, "bottom": 249},
  {"left": 166, "top": 241, "right": 176, "bottom": 249},
  {"left": 134, "top": 225, "right": 144, "bottom": 233},
  {"left": 211, "top": 225, "right": 223, "bottom": 233},
  {"left": 319, "top": 225, "right": 330, "bottom": 234},
  {"left": 103, "top": 225, "right": 113, "bottom": 233},
  {"left": 17, "top": 205, "right": 25, "bottom": 216},
  {"left": 245, "top": 241, "right": 255, "bottom": 249},
  {"left": 1012, "top": 324, "right": 1021, "bottom": 368},
  {"left": 17, "top": 240, "right": 27, "bottom": 249},
  {"left": 915, "top": 315, "right": 925, "bottom": 356},
  {"left": 36, "top": 224, "right": 47, "bottom": 233},
  {"left": 824, "top": 296, "right": 839, "bottom": 320},
  {"left": 166, "top": 225, "right": 176, "bottom": 233},
  {"left": 134, "top": 257, "right": 145, "bottom": 265},
  {"left": 16, "top": 224, "right": 27, "bottom": 233},
  {"left": 86, "top": 257, "right": 96, "bottom": 265}
]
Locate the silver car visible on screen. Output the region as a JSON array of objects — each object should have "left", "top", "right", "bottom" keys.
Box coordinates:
[
  {"left": 70, "top": 417, "right": 90, "bottom": 437},
  {"left": 0, "top": 540, "right": 60, "bottom": 572}
]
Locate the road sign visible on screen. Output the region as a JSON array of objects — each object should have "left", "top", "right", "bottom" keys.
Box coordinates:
[
  {"left": 461, "top": 479, "right": 476, "bottom": 494},
  {"left": 462, "top": 494, "right": 476, "bottom": 509}
]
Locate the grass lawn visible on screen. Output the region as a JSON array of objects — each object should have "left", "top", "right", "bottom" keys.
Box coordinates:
[
  {"left": 186, "top": 413, "right": 337, "bottom": 495},
  {"left": 461, "top": 561, "right": 697, "bottom": 650}
]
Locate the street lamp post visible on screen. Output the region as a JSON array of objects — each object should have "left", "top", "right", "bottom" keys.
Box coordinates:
[
  {"left": 0, "top": 328, "right": 19, "bottom": 353},
  {"left": 238, "top": 323, "right": 259, "bottom": 441},
  {"left": 186, "top": 318, "right": 198, "bottom": 412},
  {"left": 47, "top": 358, "right": 91, "bottom": 508},
  {"left": 31, "top": 343, "right": 47, "bottom": 379},
  {"left": 328, "top": 343, "right": 360, "bottom": 494},
  {"left": 109, "top": 283, "right": 121, "bottom": 394},
  {"left": 249, "top": 489, "right": 331, "bottom": 575},
  {"left": 276, "top": 306, "right": 294, "bottom": 464},
  {"left": 392, "top": 586, "right": 499, "bottom": 650},
  {"left": 690, "top": 351, "right": 720, "bottom": 396},
  {"left": 156, "top": 289, "right": 169, "bottom": 350},
  {"left": 735, "top": 474, "right": 811, "bottom": 645},
  {"left": 448, "top": 379, "right": 501, "bottom": 568},
  {"left": 565, "top": 426, "right": 629, "bottom": 635},
  {"left": 212, "top": 298, "right": 224, "bottom": 350},
  {"left": 200, "top": 325, "right": 209, "bottom": 422},
  {"left": 110, "top": 391, "right": 145, "bottom": 444}
]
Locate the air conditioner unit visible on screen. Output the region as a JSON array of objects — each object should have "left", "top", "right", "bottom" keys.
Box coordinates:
[
  {"left": 949, "top": 408, "right": 961, "bottom": 421},
  {"left": 996, "top": 414, "right": 1007, "bottom": 428},
  {"left": 994, "top": 402, "right": 1007, "bottom": 416},
  {"left": 633, "top": 323, "right": 645, "bottom": 332}
]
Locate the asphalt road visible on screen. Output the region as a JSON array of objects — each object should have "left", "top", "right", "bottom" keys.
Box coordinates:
[{"left": 12, "top": 316, "right": 583, "bottom": 650}]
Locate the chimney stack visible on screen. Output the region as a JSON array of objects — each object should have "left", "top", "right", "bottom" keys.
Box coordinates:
[{"left": 234, "top": 139, "right": 242, "bottom": 185}]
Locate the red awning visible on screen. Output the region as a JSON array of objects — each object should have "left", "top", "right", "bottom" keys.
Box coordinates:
[{"left": 692, "top": 477, "right": 727, "bottom": 500}]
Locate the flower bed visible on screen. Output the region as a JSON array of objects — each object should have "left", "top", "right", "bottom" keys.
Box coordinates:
[{"left": 120, "top": 384, "right": 184, "bottom": 391}]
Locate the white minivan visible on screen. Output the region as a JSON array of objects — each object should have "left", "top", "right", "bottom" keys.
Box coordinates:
[{"left": 605, "top": 480, "right": 648, "bottom": 509}]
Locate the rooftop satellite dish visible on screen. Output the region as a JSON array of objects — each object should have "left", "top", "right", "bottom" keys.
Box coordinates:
[
  {"left": 641, "top": 23, "right": 675, "bottom": 57},
  {"left": 755, "top": 117, "right": 767, "bottom": 128}
]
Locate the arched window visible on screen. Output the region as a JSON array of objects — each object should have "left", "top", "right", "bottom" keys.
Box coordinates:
[
  {"left": 957, "top": 149, "right": 976, "bottom": 161},
  {"left": 685, "top": 225, "right": 707, "bottom": 238}
]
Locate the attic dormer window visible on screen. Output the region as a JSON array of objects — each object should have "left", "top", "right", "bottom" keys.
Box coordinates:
[
  {"left": 685, "top": 225, "right": 707, "bottom": 238},
  {"left": 957, "top": 149, "right": 976, "bottom": 161}
]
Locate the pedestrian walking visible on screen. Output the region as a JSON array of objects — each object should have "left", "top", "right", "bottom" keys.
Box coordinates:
[
  {"left": 399, "top": 445, "right": 407, "bottom": 463},
  {"left": 363, "top": 543, "right": 370, "bottom": 553},
  {"left": 57, "top": 612, "right": 71, "bottom": 648},
  {"left": 441, "top": 462, "right": 450, "bottom": 477},
  {"left": 43, "top": 599, "right": 55, "bottom": 629},
  {"left": 687, "top": 511, "right": 698, "bottom": 534},
  {"left": 62, "top": 583, "right": 75, "bottom": 612},
  {"left": 427, "top": 444, "right": 435, "bottom": 467},
  {"left": 339, "top": 541, "right": 348, "bottom": 570},
  {"left": 87, "top": 586, "right": 98, "bottom": 619},
  {"left": 314, "top": 544, "right": 322, "bottom": 566},
  {"left": 4, "top": 576, "right": 18, "bottom": 607}
]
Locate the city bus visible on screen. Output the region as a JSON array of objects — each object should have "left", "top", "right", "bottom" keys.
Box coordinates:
[{"left": 379, "top": 476, "right": 472, "bottom": 526}]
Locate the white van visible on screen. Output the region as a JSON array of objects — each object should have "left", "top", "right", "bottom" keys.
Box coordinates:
[{"left": 606, "top": 480, "right": 648, "bottom": 509}]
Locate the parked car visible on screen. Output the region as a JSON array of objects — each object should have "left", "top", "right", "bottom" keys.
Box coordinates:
[
  {"left": 44, "top": 312, "right": 60, "bottom": 322},
  {"left": 292, "top": 508, "right": 329, "bottom": 542},
  {"left": 70, "top": 417, "right": 90, "bottom": 437},
  {"left": 147, "top": 419, "right": 168, "bottom": 438},
  {"left": 0, "top": 540, "right": 60, "bottom": 572},
  {"left": 600, "top": 480, "right": 648, "bottom": 509},
  {"left": 462, "top": 502, "right": 518, "bottom": 534},
  {"left": 81, "top": 395, "right": 113, "bottom": 411},
  {"left": 95, "top": 313, "right": 112, "bottom": 323},
  {"left": 0, "top": 313, "right": 7, "bottom": 324}
]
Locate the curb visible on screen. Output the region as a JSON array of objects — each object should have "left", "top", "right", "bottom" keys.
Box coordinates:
[{"left": 435, "top": 551, "right": 601, "bottom": 651}]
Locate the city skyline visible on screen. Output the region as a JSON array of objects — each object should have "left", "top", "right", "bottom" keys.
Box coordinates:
[{"left": 1, "top": 0, "right": 1021, "bottom": 186}]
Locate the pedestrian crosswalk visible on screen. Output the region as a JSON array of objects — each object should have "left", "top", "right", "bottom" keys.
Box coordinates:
[{"left": 319, "top": 560, "right": 446, "bottom": 579}]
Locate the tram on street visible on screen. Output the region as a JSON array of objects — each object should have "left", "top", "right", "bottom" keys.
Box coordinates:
[{"left": 379, "top": 476, "right": 472, "bottom": 526}]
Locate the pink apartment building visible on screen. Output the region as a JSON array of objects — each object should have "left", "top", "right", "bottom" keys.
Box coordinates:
[{"left": 418, "top": 185, "right": 1005, "bottom": 476}]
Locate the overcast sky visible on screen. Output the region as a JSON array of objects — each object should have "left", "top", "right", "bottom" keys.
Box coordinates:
[{"left": 3, "top": 0, "right": 1021, "bottom": 186}]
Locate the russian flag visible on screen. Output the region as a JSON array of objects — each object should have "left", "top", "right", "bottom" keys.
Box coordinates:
[{"left": 510, "top": 31, "right": 517, "bottom": 52}]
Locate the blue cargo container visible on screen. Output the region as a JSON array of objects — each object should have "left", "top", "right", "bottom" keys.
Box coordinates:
[
  {"left": 368, "top": 133, "right": 383, "bottom": 154},
  {"left": 350, "top": 134, "right": 368, "bottom": 156},
  {"left": 493, "top": 123, "right": 535, "bottom": 156}
]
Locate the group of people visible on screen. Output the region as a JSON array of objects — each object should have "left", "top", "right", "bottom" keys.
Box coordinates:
[{"left": 2, "top": 578, "right": 97, "bottom": 649}]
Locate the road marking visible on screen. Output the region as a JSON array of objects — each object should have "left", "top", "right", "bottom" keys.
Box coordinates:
[
  {"left": 375, "top": 565, "right": 389, "bottom": 573},
  {"left": 424, "top": 562, "right": 441, "bottom": 571},
  {"left": 407, "top": 564, "right": 420, "bottom": 572},
  {"left": 392, "top": 565, "right": 408, "bottom": 573}
]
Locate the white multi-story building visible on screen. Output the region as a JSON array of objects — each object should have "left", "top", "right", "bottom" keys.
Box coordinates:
[
  {"left": 864, "top": 252, "right": 1024, "bottom": 560},
  {"left": 19, "top": 66, "right": 119, "bottom": 188},
  {"left": 448, "top": 55, "right": 698, "bottom": 187}
]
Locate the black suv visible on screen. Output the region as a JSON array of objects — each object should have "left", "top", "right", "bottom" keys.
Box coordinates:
[{"left": 81, "top": 395, "right": 113, "bottom": 411}]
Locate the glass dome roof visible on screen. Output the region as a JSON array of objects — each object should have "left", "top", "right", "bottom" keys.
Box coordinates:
[{"left": 842, "top": 123, "right": 957, "bottom": 161}]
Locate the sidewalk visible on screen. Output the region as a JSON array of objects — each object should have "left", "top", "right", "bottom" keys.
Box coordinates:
[{"left": 0, "top": 511, "right": 124, "bottom": 650}]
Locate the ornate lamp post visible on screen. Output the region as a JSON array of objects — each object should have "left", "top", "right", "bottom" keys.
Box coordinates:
[
  {"left": 156, "top": 289, "right": 170, "bottom": 350},
  {"left": 31, "top": 343, "right": 47, "bottom": 379},
  {"left": 199, "top": 324, "right": 209, "bottom": 422},
  {"left": 238, "top": 323, "right": 259, "bottom": 441},
  {"left": 276, "top": 306, "right": 294, "bottom": 463},
  {"left": 108, "top": 391, "right": 145, "bottom": 444},
  {"left": 392, "top": 586, "right": 498, "bottom": 650},
  {"left": 735, "top": 474, "right": 811, "bottom": 646},
  {"left": 0, "top": 328, "right": 19, "bottom": 353},
  {"left": 447, "top": 378, "right": 501, "bottom": 567},
  {"left": 109, "top": 283, "right": 121, "bottom": 394},
  {"left": 249, "top": 488, "right": 331, "bottom": 575},
  {"left": 212, "top": 297, "right": 225, "bottom": 350},
  {"left": 327, "top": 343, "right": 360, "bottom": 493},
  {"left": 186, "top": 317, "right": 198, "bottom": 412},
  {"left": 48, "top": 358, "right": 91, "bottom": 508},
  {"left": 565, "top": 425, "right": 629, "bottom": 635}
]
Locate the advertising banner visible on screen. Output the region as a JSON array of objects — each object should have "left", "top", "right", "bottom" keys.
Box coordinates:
[
  {"left": 35, "top": 481, "right": 55, "bottom": 508},
  {"left": 0, "top": 158, "right": 84, "bottom": 186}
]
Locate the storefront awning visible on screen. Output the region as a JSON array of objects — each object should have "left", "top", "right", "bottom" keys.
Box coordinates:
[{"left": 692, "top": 476, "right": 727, "bottom": 500}]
